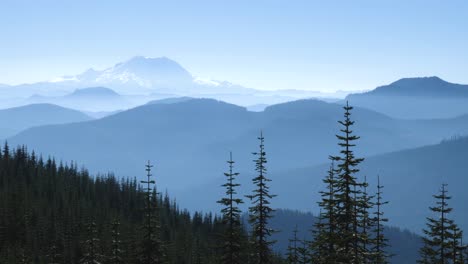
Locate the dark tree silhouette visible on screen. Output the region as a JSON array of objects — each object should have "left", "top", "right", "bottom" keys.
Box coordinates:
[
  {"left": 419, "top": 184, "right": 462, "bottom": 263},
  {"left": 311, "top": 161, "right": 338, "bottom": 263},
  {"left": 246, "top": 132, "right": 277, "bottom": 264},
  {"left": 286, "top": 225, "right": 299, "bottom": 264},
  {"left": 80, "top": 221, "right": 103, "bottom": 264},
  {"left": 372, "top": 176, "right": 390, "bottom": 264},
  {"left": 329, "top": 102, "right": 366, "bottom": 263},
  {"left": 109, "top": 219, "right": 123, "bottom": 264},
  {"left": 139, "top": 161, "right": 164, "bottom": 264},
  {"left": 217, "top": 152, "right": 244, "bottom": 264}
]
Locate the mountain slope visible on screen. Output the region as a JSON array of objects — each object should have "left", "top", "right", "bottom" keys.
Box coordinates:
[
  {"left": 0, "top": 103, "right": 92, "bottom": 139},
  {"left": 347, "top": 77, "right": 468, "bottom": 119},
  {"left": 268, "top": 209, "right": 422, "bottom": 264},
  {"left": 66, "top": 86, "right": 121, "bottom": 98},
  {"left": 0, "top": 57, "right": 348, "bottom": 111},
  {"left": 8, "top": 99, "right": 468, "bottom": 214},
  {"left": 360, "top": 77, "right": 468, "bottom": 97},
  {"left": 27, "top": 87, "right": 130, "bottom": 112},
  {"left": 269, "top": 136, "right": 468, "bottom": 238}
]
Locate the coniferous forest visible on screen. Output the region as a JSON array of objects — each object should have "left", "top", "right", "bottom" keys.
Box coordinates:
[{"left": 0, "top": 103, "right": 466, "bottom": 264}]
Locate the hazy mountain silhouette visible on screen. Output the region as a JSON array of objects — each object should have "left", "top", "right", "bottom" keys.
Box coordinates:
[
  {"left": 0, "top": 103, "right": 92, "bottom": 139},
  {"left": 7, "top": 98, "right": 468, "bottom": 222},
  {"left": 347, "top": 77, "right": 468, "bottom": 119},
  {"left": 66, "top": 87, "right": 121, "bottom": 98},
  {"left": 0, "top": 57, "right": 349, "bottom": 111},
  {"left": 266, "top": 136, "right": 468, "bottom": 239},
  {"left": 267, "top": 209, "right": 421, "bottom": 264},
  {"left": 27, "top": 87, "right": 131, "bottom": 111},
  {"left": 145, "top": 96, "right": 194, "bottom": 105}
]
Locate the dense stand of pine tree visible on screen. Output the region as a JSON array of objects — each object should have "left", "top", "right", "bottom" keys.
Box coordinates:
[
  {"left": 0, "top": 145, "right": 236, "bottom": 263},
  {"left": 0, "top": 102, "right": 467, "bottom": 263}
]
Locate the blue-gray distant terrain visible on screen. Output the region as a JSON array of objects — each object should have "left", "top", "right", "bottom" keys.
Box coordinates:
[
  {"left": 3, "top": 57, "right": 468, "bottom": 239},
  {"left": 347, "top": 77, "right": 468, "bottom": 119},
  {"left": 7, "top": 97, "right": 468, "bottom": 237},
  {"left": 0, "top": 103, "right": 92, "bottom": 139},
  {"left": 0, "top": 56, "right": 347, "bottom": 111}
]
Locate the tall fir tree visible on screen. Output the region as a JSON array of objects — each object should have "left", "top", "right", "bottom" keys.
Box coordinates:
[
  {"left": 246, "top": 132, "right": 276, "bottom": 264},
  {"left": 329, "top": 101, "right": 366, "bottom": 263},
  {"left": 357, "top": 176, "right": 374, "bottom": 263},
  {"left": 286, "top": 225, "right": 299, "bottom": 264},
  {"left": 297, "top": 238, "right": 311, "bottom": 264},
  {"left": 217, "top": 152, "right": 244, "bottom": 264},
  {"left": 109, "top": 219, "right": 123, "bottom": 264},
  {"left": 372, "top": 176, "right": 390, "bottom": 264},
  {"left": 139, "top": 161, "right": 164, "bottom": 264},
  {"left": 311, "top": 161, "right": 338, "bottom": 263},
  {"left": 80, "top": 221, "right": 103, "bottom": 264},
  {"left": 419, "top": 184, "right": 462, "bottom": 264}
]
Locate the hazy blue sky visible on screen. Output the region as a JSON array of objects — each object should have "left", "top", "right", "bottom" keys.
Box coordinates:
[{"left": 1, "top": 0, "right": 467, "bottom": 92}]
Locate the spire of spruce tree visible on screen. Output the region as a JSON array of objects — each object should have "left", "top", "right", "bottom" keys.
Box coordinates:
[
  {"left": 419, "top": 184, "right": 462, "bottom": 263},
  {"left": 139, "top": 160, "right": 164, "bottom": 264},
  {"left": 358, "top": 175, "right": 374, "bottom": 263},
  {"left": 297, "top": 237, "right": 311, "bottom": 264},
  {"left": 329, "top": 101, "right": 366, "bottom": 263},
  {"left": 217, "top": 152, "right": 244, "bottom": 264},
  {"left": 286, "top": 225, "right": 299, "bottom": 264},
  {"left": 311, "top": 161, "right": 338, "bottom": 263},
  {"left": 372, "top": 175, "right": 390, "bottom": 264},
  {"left": 246, "top": 131, "right": 276, "bottom": 264}
]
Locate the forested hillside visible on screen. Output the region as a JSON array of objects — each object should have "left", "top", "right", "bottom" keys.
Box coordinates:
[
  {"left": 2, "top": 103, "right": 465, "bottom": 264},
  {"left": 0, "top": 144, "right": 424, "bottom": 264},
  {"left": 9, "top": 98, "right": 468, "bottom": 215},
  {"left": 0, "top": 145, "right": 254, "bottom": 263}
]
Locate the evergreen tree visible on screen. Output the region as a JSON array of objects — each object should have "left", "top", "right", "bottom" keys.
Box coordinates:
[
  {"left": 286, "top": 225, "right": 299, "bottom": 264},
  {"left": 217, "top": 152, "right": 244, "bottom": 264},
  {"left": 419, "top": 184, "right": 461, "bottom": 264},
  {"left": 371, "top": 176, "right": 390, "bottom": 264},
  {"left": 80, "top": 221, "right": 103, "bottom": 264},
  {"left": 297, "top": 238, "right": 311, "bottom": 264},
  {"left": 109, "top": 219, "right": 123, "bottom": 264},
  {"left": 246, "top": 132, "right": 276, "bottom": 264},
  {"left": 139, "top": 161, "right": 164, "bottom": 264},
  {"left": 311, "top": 161, "right": 338, "bottom": 263},
  {"left": 329, "top": 101, "right": 365, "bottom": 263},
  {"left": 358, "top": 176, "right": 374, "bottom": 263},
  {"left": 0, "top": 144, "right": 238, "bottom": 263}
]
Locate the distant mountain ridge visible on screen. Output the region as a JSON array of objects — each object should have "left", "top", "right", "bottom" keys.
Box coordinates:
[
  {"left": 8, "top": 98, "right": 468, "bottom": 224},
  {"left": 0, "top": 103, "right": 92, "bottom": 139},
  {"left": 347, "top": 77, "right": 468, "bottom": 119},
  {"left": 27, "top": 86, "right": 129, "bottom": 112},
  {"left": 67, "top": 87, "right": 121, "bottom": 98},
  {"left": 271, "top": 135, "right": 468, "bottom": 240},
  {"left": 354, "top": 76, "right": 468, "bottom": 97},
  {"left": 0, "top": 56, "right": 348, "bottom": 111}
]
